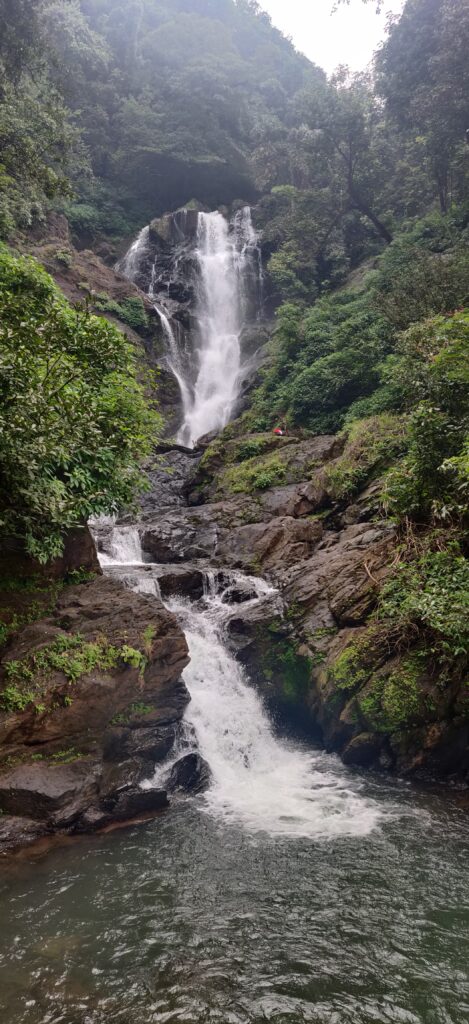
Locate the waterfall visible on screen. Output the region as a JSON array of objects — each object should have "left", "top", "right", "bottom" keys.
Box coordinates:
[
  {"left": 93, "top": 520, "right": 381, "bottom": 841},
  {"left": 177, "top": 211, "right": 244, "bottom": 447},
  {"left": 164, "top": 590, "right": 381, "bottom": 840},
  {"left": 116, "top": 225, "right": 149, "bottom": 280},
  {"left": 118, "top": 206, "right": 262, "bottom": 447},
  {"left": 152, "top": 303, "right": 193, "bottom": 419},
  {"left": 92, "top": 519, "right": 146, "bottom": 566}
]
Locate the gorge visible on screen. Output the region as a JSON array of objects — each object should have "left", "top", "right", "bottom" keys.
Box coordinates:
[{"left": 0, "top": 0, "right": 468, "bottom": 1021}]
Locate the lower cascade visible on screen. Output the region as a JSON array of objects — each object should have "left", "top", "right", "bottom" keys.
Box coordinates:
[{"left": 94, "top": 522, "right": 381, "bottom": 840}]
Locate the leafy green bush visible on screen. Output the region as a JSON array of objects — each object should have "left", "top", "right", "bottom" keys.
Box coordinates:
[
  {"left": 1, "top": 633, "right": 150, "bottom": 714},
  {"left": 252, "top": 289, "right": 393, "bottom": 432},
  {"left": 290, "top": 349, "right": 382, "bottom": 431},
  {"left": 95, "top": 294, "right": 149, "bottom": 331},
  {"left": 377, "top": 547, "right": 469, "bottom": 662},
  {"left": 324, "top": 414, "right": 407, "bottom": 501},
  {"left": 235, "top": 438, "right": 274, "bottom": 463},
  {"left": 55, "top": 249, "right": 73, "bottom": 268},
  {"left": 222, "top": 453, "right": 287, "bottom": 494},
  {"left": 0, "top": 250, "right": 161, "bottom": 561},
  {"left": 358, "top": 657, "right": 424, "bottom": 733},
  {"left": 384, "top": 311, "right": 469, "bottom": 520},
  {"left": 371, "top": 220, "right": 469, "bottom": 330}
]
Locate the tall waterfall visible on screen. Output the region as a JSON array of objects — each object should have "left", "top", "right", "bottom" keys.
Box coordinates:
[
  {"left": 179, "top": 211, "right": 242, "bottom": 446},
  {"left": 117, "top": 206, "right": 262, "bottom": 446}
]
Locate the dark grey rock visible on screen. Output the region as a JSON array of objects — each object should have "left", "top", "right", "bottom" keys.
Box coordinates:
[{"left": 167, "top": 753, "right": 211, "bottom": 794}]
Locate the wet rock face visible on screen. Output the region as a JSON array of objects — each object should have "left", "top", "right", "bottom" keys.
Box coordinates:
[
  {"left": 136, "top": 424, "right": 468, "bottom": 783},
  {"left": 167, "top": 753, "right": 211, "bottom": 795},
  {"left": 139, "top": 446, "right": 203, "bottom": 515},
  {"left": 0, "top": 576, "right": 190, "bottom": 853},
  {"left": 0, "top": 525, "right": 100, "bottom": 582}
]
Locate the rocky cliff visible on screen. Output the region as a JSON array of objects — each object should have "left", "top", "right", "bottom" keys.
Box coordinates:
[
  {"left": 0, "top": 544, "right": 190, "bottom": 854},
  {"left": 132, "top": 424, "right": 468, "bottom": 782}
]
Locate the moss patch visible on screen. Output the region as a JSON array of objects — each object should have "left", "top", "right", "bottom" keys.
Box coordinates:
[
  {"left": 1, "top": 633, "right": 148, "bottom": 715},
  {"left": 329, "top": 642, "right": 373, "bottom": 693},
  {"left": 257, "top": 628, "right": 312, "bottom": 703},
  {"left": 0, "top": 579, "right": 62, "bottom": 653},
  {"left": 358, "top": 655, "right": 426, "bottom": 732},
  {"left": 94, "top": 294, "right": 149, "bottom": 331},
  {"left": 221, "top": 453, "right": 287, "bottom": 494},
  {"left": 110, "top": 702, "right": 154, "bottom": 726}
]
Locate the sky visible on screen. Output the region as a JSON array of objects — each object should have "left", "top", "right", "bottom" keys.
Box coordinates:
[{"left": 258, "top": 0, "right": 405, "bottom": 74}]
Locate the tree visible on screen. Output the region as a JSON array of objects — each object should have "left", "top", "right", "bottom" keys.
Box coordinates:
[
  {"left": 0, "top": 250, "right": 161, "bottom": 561},
  {"left": 296, "top": 75, "right": 394, "bottom": 245},
  {"left": 385, "top": 310, "right": 469, "bottom": 520},
  {"left": 376, "top": 0, "right": 469, "bottom": 212},
  {"left": 0, "top": 0, "right": 45, "bottom": 88},
  {"left": 0, "top": 0, "right": 78, "bottom": 236}
]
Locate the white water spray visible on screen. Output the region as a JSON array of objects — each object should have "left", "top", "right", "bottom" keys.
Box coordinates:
[
  {"left": 152, "top": 303, "right": 193, "bottom": 418},
  {"left": 93, "top": 521, "right": 381, "bottom": 840},
  {"left": 117, "top": 225, "right": 149, "bottom": 280},
  {"left": 167, "top": 589, "right": 382, "bottom": 840},
  {"left": 91, "top": 517, "right": 145, "bottom": 567},
  {"left": 178, "top": 210, "right": 252, "bottom": 446}
]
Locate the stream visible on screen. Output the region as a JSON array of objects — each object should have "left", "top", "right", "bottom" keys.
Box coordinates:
[{"left": 1, "top": 531, "right": 468, "bottom": 1024}]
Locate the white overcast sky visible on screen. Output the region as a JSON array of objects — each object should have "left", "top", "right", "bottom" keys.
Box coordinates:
[{"left": 258, "top": 0, "right": 405, "bottom": 74}]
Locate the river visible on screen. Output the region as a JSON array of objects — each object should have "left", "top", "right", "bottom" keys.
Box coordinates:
[{"left": 1, "top": 776, "right": 468, "bottom": 1023}]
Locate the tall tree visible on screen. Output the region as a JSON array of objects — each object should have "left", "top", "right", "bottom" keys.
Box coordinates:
[{"left": 376, "top": 0, "right": 469, "bottom": 212}]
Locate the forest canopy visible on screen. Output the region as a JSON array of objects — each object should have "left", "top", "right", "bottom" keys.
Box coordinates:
[{"left": 0, "top": 0, "right": 468, "bottom": 550}]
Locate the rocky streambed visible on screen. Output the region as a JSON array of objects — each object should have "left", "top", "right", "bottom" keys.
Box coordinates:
[
  {"left": 0, "top": 425, "right": 467, "bottom": 856},
  {"left": 117, "top": 427, "right": 468, "bottom": 783}
]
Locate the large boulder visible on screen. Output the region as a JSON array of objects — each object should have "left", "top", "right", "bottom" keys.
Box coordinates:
[
  {"left": 167, "top": 753, "right": 211, "bottom": 794},
  {"left": 0, "top": 576, "right": 190, "bottom": 852},
  {"left": 0, "top": 525, "right": 100, "bottom": 582},
  {"left": 218, "top": 517, "right": 324, "bottom": 574}
]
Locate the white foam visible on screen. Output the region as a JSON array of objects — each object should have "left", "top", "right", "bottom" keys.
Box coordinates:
[{"left": 168, "top": 590, "right": 382, "bottom": 841}]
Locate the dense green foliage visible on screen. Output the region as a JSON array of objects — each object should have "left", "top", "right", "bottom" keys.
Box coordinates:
[
  {"left": 0, "top": 250, "right": 160, "bottom": 560},
  {"left": 251, "top": 288, "right": 393, "bottom": 432},
  {"left": 383, "top": 311, "right": 469, "bottom": 522},
  {"left": 40, "top": 0, "right": 322, "bottom": 237},
  {"left": 0, "top": 0, "right": 81, "bottom": 235},
  {"left": 0, "top": 0, "right": 466, "bottom": 599},
  {"left": 252, "top": 208, "right": 469, "bottom": 433},
  {"left": 378, "top": 545, "right": 469, "bottom": 662}
]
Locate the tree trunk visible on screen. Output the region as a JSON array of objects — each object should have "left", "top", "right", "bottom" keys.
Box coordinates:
[
  {"left": 436, "top": 170, "right": 448, "bottom": 214},
  {"left": 349, "top": 187, "right": 393, "bottom": 244}
]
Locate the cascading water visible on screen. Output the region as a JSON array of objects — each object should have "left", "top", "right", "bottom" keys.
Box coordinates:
[
  {"left": 94, "top": 520, "right": 381, "bottom": 841},
  {"left": 117, "top": 206, "right": 262, "bottom": 446},
  {"left": 100, "top": 528, "right": 143, "bottom": 566},
  {"left": 117, "top": 225, "right": 149, "bottom": 280},
  {"left": 164, "top": 589, "right": 382, "bottom": 839},
  {"left": 177, "top": 210, "right": 246, "bottom": 447},
  {"left": 17, "top": 524, "right": 463, "bottom": 1024},
  {"left": 152, "top": 302, "right": 193, "bottom": 418}
]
